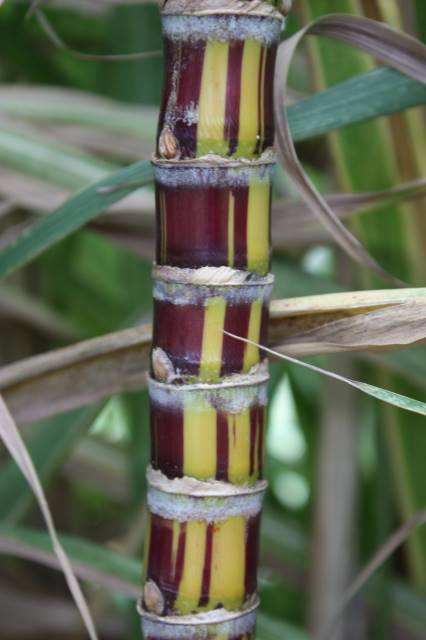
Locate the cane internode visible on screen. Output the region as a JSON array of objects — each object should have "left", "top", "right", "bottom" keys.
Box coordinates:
[
  {"left": 158, "top": 10, "right": 282, "bottom": 159},
  {"left": 143, "top": 478, "right": 266, "bottom": 616},
  {"left": 149, "top": 373, "right": 268, "bottom": 484},
  {"left": 153, "top": 157, "right": 274, "bottom": 275},
  {"left": 142, "top": 1, "right": 284, "bottom": 637},
  {"left": 152, "top": 267, "right": 273, "bottom": 383}
]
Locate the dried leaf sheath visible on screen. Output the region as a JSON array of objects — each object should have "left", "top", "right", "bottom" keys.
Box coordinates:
[{"left": 142, "top": 2, "right": 284, "bottom": 637}]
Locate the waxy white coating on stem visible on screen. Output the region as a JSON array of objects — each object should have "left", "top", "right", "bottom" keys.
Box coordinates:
[
  {"left": 153, "top": 155, "right": 276, "bottom": 188},
  {"left": 153, "top": 282, "right": 273, "bottom": 306},
  {"left": 163, "top": 14, "right": 282, "bottom": 44},
  {"left": 148, "top": 372, "right": 268, "bottom": 413},
  {"left": 147, "top": 468, "right": 266, "bottom": 521},
  {"left": 140, "top": 597, "right": 259, "bottom": 638}
]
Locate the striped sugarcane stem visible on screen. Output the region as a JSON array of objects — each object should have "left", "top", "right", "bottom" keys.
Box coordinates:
[
  {"left": 157, "top": 3, "right": 282, "bottom": 159},
  {"left": 141, "top": 1, "right": 288, "bottom": 638},
  {"left": 152, "top": 266, "right": 273, "bottom": 383},
  {"left": 149, "top": 371, "right": 268, "bottom": 483},
  {"left": 153, "top": 156, "right": 275, "bottom": 274}
]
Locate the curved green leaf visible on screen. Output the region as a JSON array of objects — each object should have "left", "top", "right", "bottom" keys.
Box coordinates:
[
  {"left": 0, "top": 160, "right": 152, "bottom": 279},
  {"left": 289, "top": 67, "right": 426, "bottom": 142}
]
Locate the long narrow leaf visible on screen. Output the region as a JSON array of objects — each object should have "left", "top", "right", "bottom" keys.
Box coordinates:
[
  {"left": 0, "top": 325, "right": 152, "bottom": 424},
  {"left": 0, "top": 525, "right": 140, "bottom": 598},
  {"left": 0, "top": 87, "right": 157, "bottom": 136},
  {"left": 275, "top": 14, "right": 426, "bottom": 283},
  {"left": 223, "top": 332, "right": 426, "bottom": 417},
  {"left": 0, "top": 407, "right": 100, "bottom": 522},
  {"left": 0, "top": 397, "right": 99, "bottom": 640},
  {"left": 0, "top": 119, "right": 114, "bottom": 189},
  {"left": 1, "top": 288, "right": 425, "bottom": 424},
  {"left": 289, "top": 66, "right": 426, "bottom": 142},
  {"left": 0, "top": 160, "right": 152, "bottom": 279},
  {"left": 1, "top": 66, "right": 424, "bottom": 144}
]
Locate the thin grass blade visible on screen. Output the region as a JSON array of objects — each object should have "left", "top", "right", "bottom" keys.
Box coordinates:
[
  {"left": 0, "top": 397, "right": 99, "bottom": 640},
  {"left": 0, "top": 288, "right": 424, "bottom": 424},
  {"left": 0, "top": 160, "right": 152, "bottom": 279},
  {"left": 288, "top": 66, "right": 426, "bottom": 142},
  {"left": 223, "top": 332, "right": 426, "bottom": 417},
  {"left": 275, "top": 14, "right": 426, "bottom": 283}
]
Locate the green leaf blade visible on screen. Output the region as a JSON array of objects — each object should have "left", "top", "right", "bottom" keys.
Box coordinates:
[
  {"left": 0, "top": 160, "right": 153, "bottom": 279},
  {"left": 288, "top": 67, "right": 426, "bottom": 142}
]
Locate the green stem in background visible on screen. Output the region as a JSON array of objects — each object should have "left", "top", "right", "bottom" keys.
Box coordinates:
[{"left": 300, "top": 0, "right": 426, "bottom": 606}]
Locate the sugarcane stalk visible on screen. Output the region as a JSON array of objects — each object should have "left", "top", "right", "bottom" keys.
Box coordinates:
[{"left": 139, "top": 1, "right": 289, "bottom": 637}]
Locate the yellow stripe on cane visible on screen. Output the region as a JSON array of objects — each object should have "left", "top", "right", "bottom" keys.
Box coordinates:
[
  {"left": 246, "top": 180, "right": 270, "bottom": 274},
  {"left": 253, "top": 411, "right": 260, "bottom": 478},
  {"left": 243, "top": 300, "right": 263, "bottom": 372},
  {"left": 228, "top": 411, "right": 251, "bottom": 484},
  {"left": 197, "top": 41, "right": 229, "bottom": 156},
  {"left": 238, "top": 40, "right": 262, "bottom": 157},
  {"left": 199, "top": 296, "right": 227, "bottom": 382},
  {"left": 209, "top": 517, "right": 246, "bottom": 610},
  {"left": 170, "top": 520, "right": 182, "bottom": 581},
  {"left": 183, "top": 399, "right": 217, "bottom": 479},
  {"left": 175, "top": 520, "right": 207, "bottom": 614},
  {"left": 259, "top": 44, "right": 267, "bottom": 149}
]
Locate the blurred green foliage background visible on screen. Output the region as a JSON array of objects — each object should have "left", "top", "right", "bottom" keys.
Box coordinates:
[{"left": 0, "top": 1, "right": 425, "bottom": 639}]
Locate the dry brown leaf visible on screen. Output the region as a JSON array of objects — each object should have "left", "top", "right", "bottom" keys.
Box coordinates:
[
  {"left": 0, "top": 325, "right": 152, "bottom": 425},
  {"left": 1, "top": 290, "right": 425, "bottom": 425},
  {"left": 273, "top": 178, "right": 426, "bottom": 225},
  {"left": 269, "top": 288, "right": 426, "bottom": 354},
  {"left": 271, "top": 302, "right": 426, "bottom": 356},
  {"left": 274, "top": 14, "right": 426, "bottom": 284},
  {"left": 271, "top": 287, "right": 426, "bottom": 316}
]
